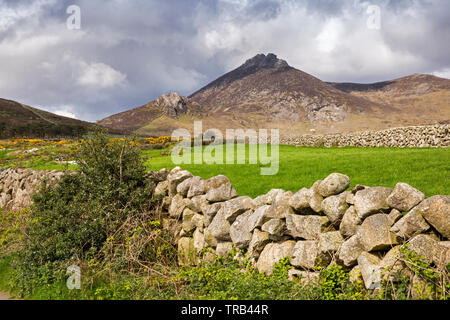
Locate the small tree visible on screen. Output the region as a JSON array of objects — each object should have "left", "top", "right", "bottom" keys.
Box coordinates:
[{"left": 13, "top": 129, "right": 171, "bottom": 295}]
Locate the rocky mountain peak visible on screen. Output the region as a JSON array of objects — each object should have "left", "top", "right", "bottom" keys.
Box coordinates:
[
  {"left": 240, "top": 53, "right": 290, "bottom": 72},
  {"left": 154, "top": 92, "right": 188, "bottom": 118},
  {"left": 188, "top": 53, "right": 292, "bottom": 97}
]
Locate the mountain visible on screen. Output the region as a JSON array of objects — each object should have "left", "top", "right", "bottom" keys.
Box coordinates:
[
  {"left": 0, "top": 98, "right": 97, "bottom": 138},
  {"left": 98, "top": 92, "right": 203, "bottom": 135},
  {"left": 327, "top": 74, "right": 450, "bottom": 126},
  {"left": 98, "top": 54, "right": 450, "bottom": 136}
]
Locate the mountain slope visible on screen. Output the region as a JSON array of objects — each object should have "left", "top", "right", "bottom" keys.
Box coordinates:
[
  {"left": 327, "top": 74, "right": 450, "bottom": 127},
  {"left": 0, "top": 98, "right": 96, "bottom": 138},
  {"left": 189, "top": 53, "right": 391, "bottom": 123},
  {"left": 98, "top": 92, "right": 203, "bottom": 134},
  {"left": 99, "top": 54, "right": 450, "bottom": 136}
]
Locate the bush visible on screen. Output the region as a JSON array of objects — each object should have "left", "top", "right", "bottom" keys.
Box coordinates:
[
  {"left": 175, "top": 253, "right": 306, "bottom": 300},
  {"left": 11, "top": 129, "right": 174, "bottom": 296},
  {"left": 316, "top": 264, "right": 366, "bottom": 300},
  {"left": 378, "top": 245, "right": 449, "bottom": 300}
]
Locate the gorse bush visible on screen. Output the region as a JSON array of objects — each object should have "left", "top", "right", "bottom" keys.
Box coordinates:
[{"left": 12, "top": 129, "right": 175, "bottom": 295}]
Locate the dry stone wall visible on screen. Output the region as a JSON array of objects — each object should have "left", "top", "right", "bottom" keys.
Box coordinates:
[
  {"left": 1, "top": 166, "right": 449, "bottom": 291},
  {"left": 280, "top": 124, "right": 449, "bottom": 147},
  {"left": 157, "top": 167, "right": 449, "bottom": 290},
  {"left": 0, "top": 167, "right": 65, "bottom": 211}
]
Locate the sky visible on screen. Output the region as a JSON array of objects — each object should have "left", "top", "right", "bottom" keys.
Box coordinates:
[{"left": 0, "top": 0, "right": 449, "bottom": 122}]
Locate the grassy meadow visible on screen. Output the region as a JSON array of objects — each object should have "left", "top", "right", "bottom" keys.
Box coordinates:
[
  {"left": 1, "top": 138, "right": 449, "bottom": 197},
  {"left": 142, "top": 145, "right": 450, "bottom": 197}
]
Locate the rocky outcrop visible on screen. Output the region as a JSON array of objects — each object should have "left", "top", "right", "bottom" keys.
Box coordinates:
[
  {"left": 1, "top": 166, "right": 448, "bottom": 292},
  {"left": 154, "top": 92, "right": 189, "bottom": 118},
  {"left": 280, "top": 124, "right": 449, "bottom": 148}
]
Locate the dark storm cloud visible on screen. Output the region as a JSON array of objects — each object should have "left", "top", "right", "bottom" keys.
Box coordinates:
[{"left": 0, "top": 0, "right": 448, "bottom": 121}]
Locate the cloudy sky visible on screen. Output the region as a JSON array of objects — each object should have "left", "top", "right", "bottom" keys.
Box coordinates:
[{"left": 1, "top": 0, "right": 449, "bottom": 121}]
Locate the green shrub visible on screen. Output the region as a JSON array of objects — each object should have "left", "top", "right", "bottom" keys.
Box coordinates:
[
  {"left": 316, "top": 264, "right": 366, "bottom": 300},
  {"left": 378, "top": 244, "right": 449, "bottom": 300},
  {"left": 175, "top": 253, "right": 307, "bottom": 300},
  {"left": 11, "top": 129, "right": 173, "bottom": 296},
  {"left": 0, "top": 208, "right": 30, "bottom": 253}
]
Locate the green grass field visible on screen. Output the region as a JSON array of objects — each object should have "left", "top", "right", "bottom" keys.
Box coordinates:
[
  {"left": 142, "top": 145, "right": 450, "bottom": 197},
  {"left": 1, "top": 143, "right": 449, "bottom": 197}
]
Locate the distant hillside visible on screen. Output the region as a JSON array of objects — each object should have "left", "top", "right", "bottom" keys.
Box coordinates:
[
  {"left": 327, "top": 74, "right": 450, "bottom": 127},
  {"left": 98, "top": 54, "right": 450, "bottom": 136},
  {"left": 0, "top": 98, "right": 97, "bottom": 138},
  {"left": 98, "top": 92, "right": 203, "bottom": 135}
]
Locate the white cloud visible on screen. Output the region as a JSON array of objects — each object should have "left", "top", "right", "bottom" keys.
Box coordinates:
[
  {"left": 0, "top": 0, "right": 448, "bottom": 122},
  {"left": 77, "top": 62, "right": 127, "bottom": 88},
  {"left": 316, "top": 19, "right": 344, "bottom": 53},
  {"left": 54, "top": 109, "right": 77, "bottom": 119},
  {"left": 0, "top": 0, "right": 57, "bottom": 32},
  {"left": 204, "top": 23, "right": 243, "bottom": 53},
  {"left": 433, "top": 68, "right": 450, "bottom": 79}
]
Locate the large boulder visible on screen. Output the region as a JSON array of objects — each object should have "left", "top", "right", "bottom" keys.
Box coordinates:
[
  {"left": 193, "top": 228, "right": 205, "bottom": 252},
  {"left": 433, "top": 241, "right": 450, "bottom": 270},
  {"left": 169, "top": 194, "right": 189, "bottom": 218},
  {"left": 387, "top": 208, "right": 403, "bottom": 225},
  {"left": 318, "top": 231, "right": 344, "bottom": 255},
  {"left": 308, "top": 180, "right": 324, "bottom": 213},
  {"left": 261, "top": 218, "right": 286, "bottom": 238},
  {"left": 187, "top": 176, "right": 206, "bottom": 198},
  {"left": 202, "top": 202, "right": 222, "bottom": 227},
  {"left": 318, "top": 173, "right": 350, "bottom": 197},
  {"left": 322, "top": 192, "right": 349, "bottom": 226},
  {"left": 288, "top": 188, "right": 312, "bottom": 213},
  {"left": 203, "top": 229, "right": 218, "bottom": 248},
  {"left": 181, "top": 208, "right": 203, "bottom": 233},
  {"left": 354, "top": 187, "right": 393, "bottom": 219},
  {"left": 265, "top": 189, "right": 285, "bottom": 204},
  {"left": 248, "top": 229, "right": 270, "bottom": 258},
  {"left": 154, "top": 180, "right": 169, "bottom": 197},
  {"left": 168, "top": 167, "right": 193, "bottom": 196},
  {"left": 176, "top": 177, "right": 193, "bottom": 197},
  {"left": 346, "top": 192, "right": 355, "bottom": 205},
  {"left": 246, "top": 205, "right": 271, "bottom": 232},
  {"left": 357, "top": 252, "right": 382, "bottom": 290},
  {"left": 205, "top": 175, "right": 238, "bottom": 202},
  {"left": 273, "top": 190, "right": 293, "bottom": 206},
  {"left": 358, "top": 214, "right": 399, "bottom": 251},
  {"left": 222, "top": 196, "right": 253, "bottom": 223},
  {"left": 413, "top": 195, "right": 449, "bottom": 238},
  {"left": 264, "top": 203, "right": 294, "bottom": 219},
  {"left": 386, "top": 182, "right": 425, "bottom": 212},
  {"left": 252, "top": 194, "right": 270, "bottom": 207},
  {"left": 207, "top": 208, "right": 231, "bottom": 241},
  {"left": 291, "top": 240, "right": 330, "bottom": 269},
  {"left": 285, "top": 214, "right": 330, "bottom": 240},
  {"left": 339, "top": 206, "right": 362, "bottom": 238},
  {"left": 338, "top": 234, "right": 364, "bottom": 267},
  {"left": 256, "top": 241, "right": 296, "bottom": 275},
  {"left": 390, "top": 209, "right": 430, "bottom": 239},
  {"left": 229, "top": 210, "right": 253, "bottom": 249},
  {"left": 187, "top": 195, "right": 208, "bottom": 213},
  {"left": 407, "top": 234, "right": 437, "bottom": 264}
]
